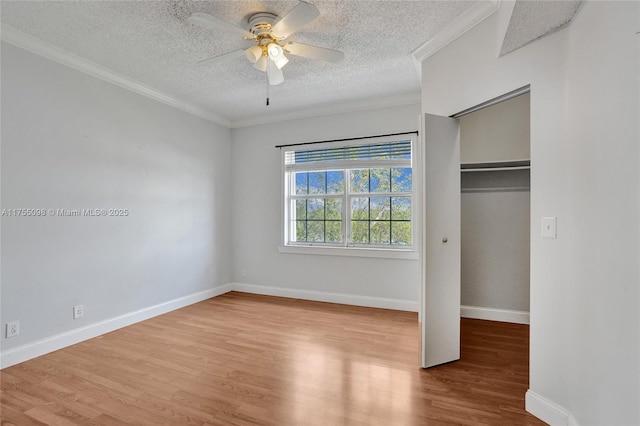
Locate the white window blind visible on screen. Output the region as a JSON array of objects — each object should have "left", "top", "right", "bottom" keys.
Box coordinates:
[{"left": 285, "top": 140, "right": 411, "bottom": 171}]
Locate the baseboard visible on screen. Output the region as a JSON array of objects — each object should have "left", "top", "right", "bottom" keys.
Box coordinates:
[
  {"left": 526, "top": 390, "right": 577, "bottom": 425},
  {"left": 460, "top": 305, "right": 530, "bottom": 324},
  {"left": 0, "top": 284, "right": 232, "bottom": 369},
  {"left": 231, "top": 282, "right": 420, "bottom": 312}
]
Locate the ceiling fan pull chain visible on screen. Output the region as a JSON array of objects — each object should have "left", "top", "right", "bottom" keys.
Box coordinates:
[{"left": 266, "top": 74, "right": 270, "bottom": 106}]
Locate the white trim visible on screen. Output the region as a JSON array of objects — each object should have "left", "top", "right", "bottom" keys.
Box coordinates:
[
  {"left": 278, "top": 245, "right": 419, "bottom": 260},
  {"left": 452, "top": 85, "right": 530, "bottom": 118},
  {"left": 0, "top": 284, "right": 232, "bottom": 369},
  {"left": 411, "top": 0, "right": 500, "bottom": 81},
  {"left": 460, "top": 305, "right": 530, "bottom": 324},
  {"left": 0, "top": 25, "right": 231, "bottom": 128},
  {"left": 231, "top": 282, "right": 420, "bottom": 312},
  {"left": 526, "top": 390, "right": 578, "bottom": 426},
  {"left": 231, "top": 93, "right": 422, "bottom": 128}
]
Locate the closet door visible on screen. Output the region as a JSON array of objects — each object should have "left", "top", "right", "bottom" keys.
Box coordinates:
[{"left": 421, "top": 113, "right": 461, "bottom": 368}]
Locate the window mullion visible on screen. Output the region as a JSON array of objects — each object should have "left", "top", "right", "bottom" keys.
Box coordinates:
[
  {"left": 291, "top": 194, "right": 343, "bottom": 200},
  {"left": 388, "top": 166, "right": 393, "bottom": 245},
  {"left": 323, "top": 185, "right": 327, "bottom": 243},
  {"left": 344, "top": 169, "right": 349, "bottom": 247},
  {"left": 305, "top": 199, "right": 308, "bottom": 243}
]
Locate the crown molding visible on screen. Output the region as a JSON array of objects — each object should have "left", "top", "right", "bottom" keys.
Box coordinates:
[
  {"left": 411, "top": 0, "right": 500, "bottom": 79},
  {"left": 230, "top": 92, "right": 421, "bottom": 128},
  {"left": 1, "top": 24, "right": 231, "bottom": 128}
]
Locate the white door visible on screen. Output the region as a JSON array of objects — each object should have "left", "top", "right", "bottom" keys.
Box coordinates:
[{"left": 421, "top": 113, "right": 461, "bottom": 368}]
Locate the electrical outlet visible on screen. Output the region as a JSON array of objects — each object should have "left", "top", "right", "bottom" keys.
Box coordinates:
[
  {"left": 6, "top": 321, "right": 19, "bottom": 338},
  {"left": 241, "top": 270, "right": 247, "bottom": 278},
  {"left": 73, "top": 305, "right": 84, "bottom": 319}
]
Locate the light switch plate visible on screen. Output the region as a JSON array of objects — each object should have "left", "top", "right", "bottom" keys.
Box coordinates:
[{"left": 542, "top": 217, "right": 557, "bottom": 239}]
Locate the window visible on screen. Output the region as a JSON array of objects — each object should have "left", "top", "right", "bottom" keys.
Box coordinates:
[{"left": 282, "top": 134, "right": 417, "bottom": 252}]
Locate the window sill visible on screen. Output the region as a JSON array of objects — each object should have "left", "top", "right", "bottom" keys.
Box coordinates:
[{"left": 278, "top": 245, "right": 419, "bottom": 260}]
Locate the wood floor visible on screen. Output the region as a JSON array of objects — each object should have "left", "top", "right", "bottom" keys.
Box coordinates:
[{"left": 1, "top": 292, "right": 545, "bottom": 425}]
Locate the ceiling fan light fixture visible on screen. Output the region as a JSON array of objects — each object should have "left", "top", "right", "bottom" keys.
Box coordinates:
[
  {"left": 254, "top": 55, "right": 268, "bottom": 72},
  {"left": 273, "top": 54, "right": 289, "bottom": 70},
  {"left": 245, "top": 45, "right": 263, "bottom": 64},
  {"left": 267, "top": 43, "right": 289, "bottom": 69},
  {"left": 267, "top": 43, "right": 282, "bottom": 57}
]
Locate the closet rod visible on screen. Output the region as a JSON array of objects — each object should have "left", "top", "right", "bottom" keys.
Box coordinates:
[
  {"left": 461, "top": 159, "right": 531, "bottom": 171},
  {"left": 275, "top": 131, "right": 418, "bottom": 149}
]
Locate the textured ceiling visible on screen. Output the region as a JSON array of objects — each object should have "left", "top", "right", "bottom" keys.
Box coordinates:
[
  {"left": 501, "top": 0, "right": 582, "bottom": 55},
  {"left": 1, "top": 1, "right": 582, "bottom": 127},
  {"left": 1, "top": 0, "right": 475, "bottom": 125}
]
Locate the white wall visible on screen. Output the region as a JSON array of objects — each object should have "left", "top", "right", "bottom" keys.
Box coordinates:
[
  {"left": 422, "top": 1, "right": 639, "bottom": 424},
  {"left": 1, "top": 43, "right": 232, "bottom": 357},
  {"left": 230, "top": 105, "right": 421, "bottom": 309}
]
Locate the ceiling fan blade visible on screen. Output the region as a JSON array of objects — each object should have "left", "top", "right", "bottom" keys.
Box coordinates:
[
  {"left": 270, "top": 1, "right": 320, "bottom": 39},
  {"left": 188, "top": 12, "right": 255, "bottom": 39},
  {"left": 267, "top": 60, "right": 284, "bottom": 85},
  {"left": 285, "top": 42, "right": 345, "bottom": 63},
  {"left": 196, "top": 49, "right": 245, "bottom": 67}
]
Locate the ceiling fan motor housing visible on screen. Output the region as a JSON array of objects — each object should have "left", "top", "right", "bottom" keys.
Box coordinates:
[{"left": 248, "top": 12, "right": 278, "bottom": 38}]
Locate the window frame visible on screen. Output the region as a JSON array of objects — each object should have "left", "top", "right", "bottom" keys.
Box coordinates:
[{"left": 280, "top": 134, "right": 419, "bottom": 258}]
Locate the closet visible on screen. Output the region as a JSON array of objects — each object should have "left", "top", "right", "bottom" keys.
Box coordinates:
[{"left": 459, "top": 93, "right": 531, "bottom": 320}]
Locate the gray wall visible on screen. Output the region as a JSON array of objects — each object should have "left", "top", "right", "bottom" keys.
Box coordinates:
[
  {"left": 460, "top": 93, "right": 530, "bottom": 163},
  {"left": 1, "top": 42, "right": 232, "bottom": 352},
  {"left": 231, "top": 105, "right": 421, "bottom": 306},
  {"left": 461, "top": 171, "right": 530, "bottom": 311}
]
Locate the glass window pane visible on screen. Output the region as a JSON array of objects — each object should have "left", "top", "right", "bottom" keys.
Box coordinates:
[
  {"left": 325, "top": 221, "right": 342, "bottom": 243},
  {"left": 351, "top": 197, "right": 369, "bottom": 220},
  {"left": 350, "top": 169, "right": 369, "bottom": 193},
  {"left": 370, "top": 221, "right": 391, "bottom": 245},
  {"left": 369, "top": 168, "right": 391, "bottom": 193},
  {"left": 295, "top": 199, "right": 307, "bottom": 220},
  {"left": 391, "top": 197, "right": 411, "bottom": 220},
  {"left": 326, "top": 170, "right": 344, "bottom": 194},
  {"left": 295, "top": 172, "right": 308, "bottom": 195},
  {"left": 295, "top": 221, "right": 306, "bottom": 242},
  {"left": 391, "top": 222, "right": 411, "bottom": 245},
  {"left": 392, "top": 168, "right": 412, "bottom": 192},
  {"left": 370, "top": 197, "right": 391, "bottom": 220},
  {"left": 326, "top": 199, "right": 342, "bottom": 220},
  {"left": 351, "top": 221, "right": 369, "bottom": 244},
  {"left": 308, "top": 171, "right": 326, "bottom": 194},
  {"left": 307, "top": 221, "right": 324, "bottom": 242},
  {"left": 307, "top": 199, "right": 324, "bottom": 220}
]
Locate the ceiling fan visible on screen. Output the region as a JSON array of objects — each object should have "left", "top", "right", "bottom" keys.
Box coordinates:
[{"left": 188, "top": 1, "right": 345, "bottom": 86}]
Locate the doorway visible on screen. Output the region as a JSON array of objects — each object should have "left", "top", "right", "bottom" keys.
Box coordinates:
[
  {"left": 459, "top": 92, "right": 531, "bottom": 324},
  {"left": 420, "top": 88, "right": 531, "bottom": 368}
]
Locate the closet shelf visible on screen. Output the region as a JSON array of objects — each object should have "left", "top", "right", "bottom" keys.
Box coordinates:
[
  {"left": 462, "top": 186, "right": 530, "bottom": 193},
  {"left": 461, "top": 159, "right": 530, "bottom": 172}
]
